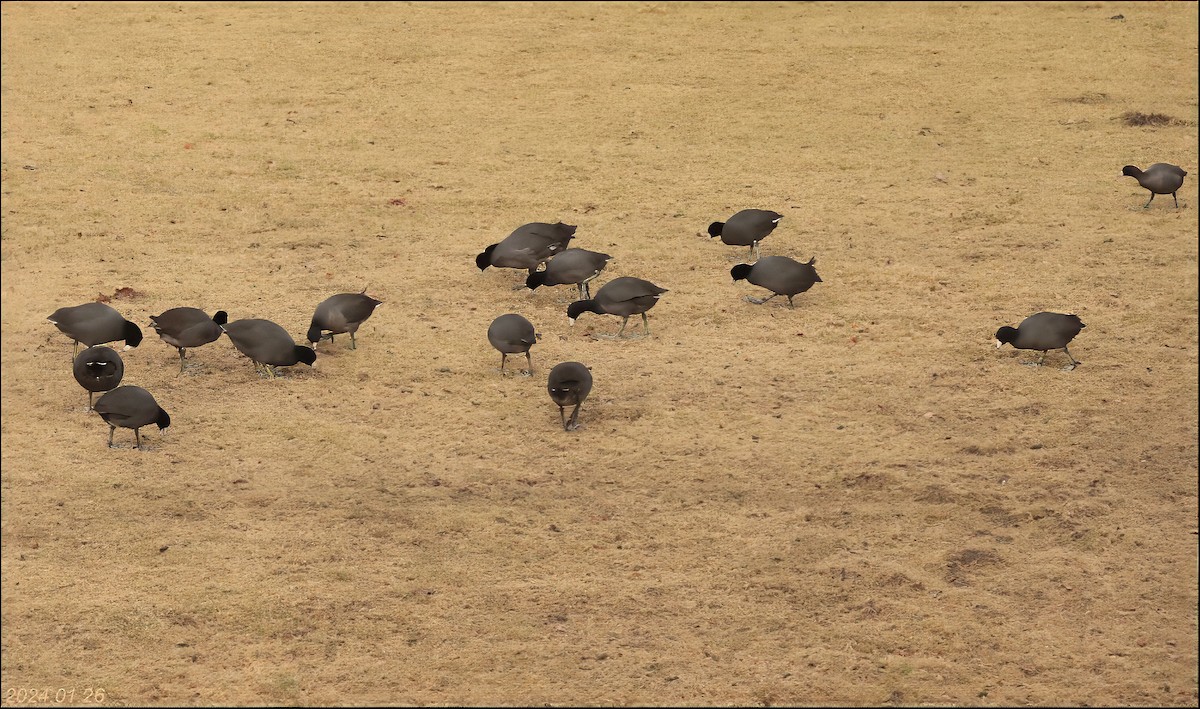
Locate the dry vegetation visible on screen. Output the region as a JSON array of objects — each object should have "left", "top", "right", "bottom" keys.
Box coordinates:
[{"left": 2, "top": 2, "right": 1198, "bottom": 706}]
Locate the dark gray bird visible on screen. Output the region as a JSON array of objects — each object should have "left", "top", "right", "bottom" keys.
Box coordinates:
[
  {"left": 476, "top": 222, "right": 577, "bottom": 276},
  {"left": 222, "top": 318, "right": 317, "bottom": 378},
  {"left": 72, "top": 345, "right": 124, "bottom": 411},
  {"left": 93, "top": 385, "right": 170, "bottom": 450},
  {"left": 307, "top": 290, "right": 383, "bottom": 350},
  {"left": 149, "top": 307, "right": 228, "bottom": 373},
  {"left": 1122, "top": 163, "right": 1187, "bottom": 208},
  {"left": 567, "top": 276, "right": 667, "bottom": 338},
  {"left": 994, "top": 312, "right": 1086, "bottom": 370},
  {"left": 48, "top": 302, "right": 143, "bottom": 358},
  {"left": 487, "top": 313, "right": 538, "bottom": 376},
  {"left": 526, "top": 248, "right": 613, "bottom": 299},
  {"left": 731, "top": 255, "right": 822, "bottom": 308},
  {"left": 708, "top": 209, "right": 782, "bottom": 260},
  {"left": 547, "top": 361, "right": 593, "bottom": 431}
]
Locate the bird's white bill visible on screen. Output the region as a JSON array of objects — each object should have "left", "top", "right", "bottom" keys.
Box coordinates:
[
  {"left": 994, "top": 339, "right": 1002, "bottom": 349},
  {"left": 123, "top": 344, "right": 133, "bottom": 351},
  {"left": 568, "top": 318, "right": 576, "bottom": 326}
]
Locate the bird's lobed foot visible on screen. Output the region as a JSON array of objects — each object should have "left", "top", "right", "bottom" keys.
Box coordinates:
[
  {"left": 1061, "top": 363, "right": 1080, "bottom": 371},
  {"left": 745, "top": 296, "right": 767, "bottom": 305}
]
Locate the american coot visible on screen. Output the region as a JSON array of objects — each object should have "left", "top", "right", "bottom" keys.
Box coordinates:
[
  {"left": 93, "top": 385, "right": 170, "bottom": 450},
  {"left": 547, "top": 361, "right": 593, "bottom": 431},
  {"left": 48, "top": 301, "right": 144, "bottom": 358},
  {"left": 1122, "top": 163, "right": 1187, "bottom": 208},
  {"left": 476, "top": 222, "right": 577, "bottom": 277},
  {"left": 149, "top": 307, "right": 228, "bottom": 373},
  {"left": 487, "top": 313, "right": 538, "bottom": 376},
  {"left": 222, "top": 318, "right": 317, "bottom": 378},
  {"left": 72, "top": 345, "right": 124, "bottom": 411},
  {"left": 731, "top": 255, "right": 822, "bottom": 308},
  {"left": 307, "top": 290, "right": 383, "bottom": 350},
  {"left": 567, "top": 276, "right": 668, "bottom": 338},
  {"left": 708, "top": 209, "right": 782, "bottom": 260},
  {"left": 526, "top": 247, "right": 613, "bottom": 299},
  {"left": 994, "top": 312, "right": 1086, "bottom": 370}
]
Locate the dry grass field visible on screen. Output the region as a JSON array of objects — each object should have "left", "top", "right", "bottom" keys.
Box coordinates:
[{"left": 2, "top": 1, "right": 1198, "bottom": 706}]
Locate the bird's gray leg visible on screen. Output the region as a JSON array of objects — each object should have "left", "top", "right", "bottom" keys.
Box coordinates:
[
  {"left": 567, "top": 403, "right": 582, "bottom": 431},
  {"left": 524, "top": 351, "right": 533, "bottom": 376},
  {"left": 500, "top": 352, "right": 508, "bottom": 375},
  {"left": 107, "top": 425, "right": 115, "bottom": 448},
  {"left": 1020, "top": 351, "right": 1043, "bottom": 367},
  {"left": 746, "top": 292, "right": 779, "bottom": 305},
  {"left": 786, "top": 295, "right": 796, "bottom": 309},
  {"left": 73, "top": 340, "right": 79, "bottom": 359},
  {"left": 1144, "top": 193, "right": 1155, "bottom": 209},
  {"left": 134, "top": 427, "right": 142, "bottom": 450},
  {"left": 88, "top": 391, "right": 94, "bottom": 411},
  {"left": 178, "top": 347, "right": 186, "bottom": 375},
  {"left": 595, "top": 316, "right": 629, "bottom": 339},
  {"left": 350, "top": 331, "right": 357, "bottom": 350},
  {"left": 1173, "top": 192, "right": 1179, "bottom": 208},
  {"left": 558, "top": 405, "right": 567, "bottom": 431},
  {"left": 583, "top": 273, "right": 603, "bottom": 300},
  {"left": 641, "top": 312, "right": 651, "bottom": 336},
  {"left": 267, "top": 364, "right": 278, "bottom": 379},
  {"left": 1061, "top": 346, "right": 1080, "bottom": 371}
]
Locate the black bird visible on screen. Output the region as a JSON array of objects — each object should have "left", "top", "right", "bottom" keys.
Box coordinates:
[
  {"left": 547, "top": 361, "right": 593, "bottom": 431},
  {"left": 567, "top": 276, "right": 668, "bottom": 338},
  {"left": 47, "top": 301, "right": 143, "bottom": 358},
  {"left": 731, "top": 255, "right": 822, "bottom": 308},
  {"left": 994, "top": 312, "right": 1086, "bottom": 370},
  {"left": 149, "top": 307, "right": 228, "bottom": 373},
  {"left": 222, "top": 318, "right": 317, "bottom": 378},
  {"left": 93, "top": 385, "right": 170, "bottom": 450},
  {"left": 1122, "top": 163, "right": 1187, "bottom": 208},
  {"left": 476, "top": 222, "right": 577, "bottom": 276},
  {"left": 487, "top": 313, "right": 538, "bottom": 376},
  {"left": 307, "top": 290, "right": 383, "bottom": 350},
  {"left": 708, "top": 209, "right": 782, "bottom": 260},
  {"left": 526, "top": 247, "right": 613, "bottom": 299},
  {"left": 72, "top": 345, "right": 124, "bottom": 411}
]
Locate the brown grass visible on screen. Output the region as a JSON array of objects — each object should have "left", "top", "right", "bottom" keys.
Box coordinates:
[{"left": 2, "top": 1, "right": 1198, "bottom": 707}]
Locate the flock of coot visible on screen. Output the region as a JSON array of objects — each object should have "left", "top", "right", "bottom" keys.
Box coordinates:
[{"left": 48, "top": 162, "right": 1187, "bottom": 447}]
